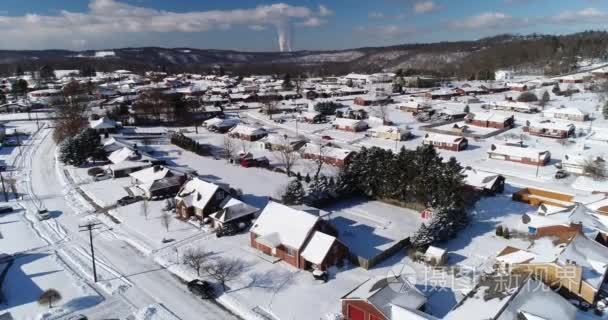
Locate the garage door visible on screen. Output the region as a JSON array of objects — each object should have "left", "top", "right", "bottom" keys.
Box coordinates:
[{"left": 347, "top": 305, "right": 365, "bottom": 320}]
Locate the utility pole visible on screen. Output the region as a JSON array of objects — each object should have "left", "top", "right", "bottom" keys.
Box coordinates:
[
  {"left": 0, "top": 172, "right": 7, "bottom": 202},
  {"left": 79, "top": 221, "right": 102, "bottom": 282}
]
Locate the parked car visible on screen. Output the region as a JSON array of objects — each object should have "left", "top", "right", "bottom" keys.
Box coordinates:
[
  {"left": 312, "top": 269, "right": 328, "bottom": 282},
  {"left": 321, "top": 135, "right": 333, "bottom": 140},
  {"left": 36, "top": 209, "right": 51, "bottom": 221},
  {"left": 555, "top": 170, "right": 569, "bottom": 179},
  {"left": 216, "top": 223, "right": 240, "bottom": 238},
  {"left": 94, "top": 173, "right": 111, "bottom": 181},
  {"left": 0, "top": 206, "right": 13, "bottom": 214},
  {"left": 64, "top": 314, "right": 88, "bottom": 320},
  {"left": 187, "top": 279, "right": 215, "bottom": 299},
  {"left": 117, "top": 195, "right": 143, "bottom": 206}
]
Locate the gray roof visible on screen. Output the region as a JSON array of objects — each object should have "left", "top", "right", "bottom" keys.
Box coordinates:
[
  {"left": 496, "top": 278, "right": 577, "bottom": 320},
  {"left": 343, "top": 276, "right": 427, "bottom": 318},
  {"left": 557, "top": 233, "right": 608, "bottom": 290}
]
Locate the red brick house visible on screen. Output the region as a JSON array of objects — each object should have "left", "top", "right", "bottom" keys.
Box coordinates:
[
  {"left": 341, "top": 276, "right": 427, "bottom": 320},
  {"left": 301, "top": 143, "right": 355, "bottom": 167},
  {"left": 175, "top": 178, "right": 229, "bottom": 220},
  {"left": 333, "top": 118, "right": 368, "bottom": 132},
  {"left": 465, "top": 113, "right": 514, "bottom": 129},
  {"left": 488, "top": 144, "right": 551, "bottom": 166},
  {"left": 523, "top": 120, "right": 575, "bottom": 139},
  {"left": 250, "top": 201, "right": 348, "bottom": 271},
  {"left": 422, "top": 133, "right": 468, "bottom": 151}
]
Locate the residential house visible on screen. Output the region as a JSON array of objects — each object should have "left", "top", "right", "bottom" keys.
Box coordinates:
[
  {"left": 367, "top": 126, "right": 410, "bottom": 141},
  {"left": 175, "top": 178, "right": 230, "bottom": 221},
  {"left": 498, "top": 233, "right": 608, "bottom": 305},
  {"left": 484, "top": 101, "right": 538, "bottom": 113},
  {"left": 353, "top": 94, "right": 392, "bottom": 106},
  {"left": 425, "top": 89, "right": 456, "bottom": 100},
  {"left": 298, "top": 111, "right": 325, "bottom": 123},
  {"left": 465, "top": 113, "right": 514, "bottom": 129},
  {"left": 333, "top": 118, "right": 368, "bottom": 132},
  {"left": 523, "top": 120, "right": 575, "bottom": 139},
  {"left": 250, "top": 201, "right": 348, "bottom": 271},
  {"left": 90, "top": 116, "right": 119, "bottom": 133},
  {"left": 129, "top": 165, "right": 188, "bottom": 199},
  {"left": 208, "top": 197, "right": 259, "bottom": 229},
  {"left": 301, "top": 143, "right": 355, "bottom": 167},
  {"left": 462, "top": 167, "right": 505, "bottom": 195},
  {"left": 488, "top": 144, "right": 551, "bottom": 166},
  {"left": 399, "top": 100, "right": 431, "bottom": 113},
  {"left": 341, "top": 276, "right": 427, "bottom": 320},
  {"left": 543, "top": 107, "right": 589, "bottom": 122},
  {"left": 423, "top": 134, "right": 468, "bottom": 152},
  {"left": 107, "top": 147, "right": 160, "bottom": 178},
  {"left": 228, "top": 124, "right": 267, "bottom": 141},
  {"left": 444, "top": 275, "right": 577, "bottom": 320},
  {"left": 561, "top": 154, "right": 605, "bottom": 175},
  {"left": 258, "top": 134, "right": 306, "bottom": 151},
  {"left": 508, "top": 83, "right": 528, "bottom": 92}
]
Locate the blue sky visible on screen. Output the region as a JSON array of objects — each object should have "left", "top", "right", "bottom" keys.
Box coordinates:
[{"left": 0, "top": 0, "right": 607, "bottom": 51}]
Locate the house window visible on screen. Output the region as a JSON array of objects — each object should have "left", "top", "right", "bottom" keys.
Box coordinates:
[{"left": 285, "top": 247, "right": 296, "bottom": 256}]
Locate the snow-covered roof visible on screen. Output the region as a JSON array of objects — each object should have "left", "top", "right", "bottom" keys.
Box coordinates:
[
  {"left": 300, "top": 231, "right": 336, "bottom": 265},
  {"left": 368, "top": 125, "right": 406, "bottom": 135},
  {"left": 527, "top": 120, "right": 574, "bottom": 131},
  {"left": 467, "top": 112, "right": 512, "bottom": 122},
  {"left": 251, "top": 201, "right": 319, "bottom": 250},
  {"left": 209, "top": 197, "right": 259, "bottom": 224},
  {"left": 496, "top": 248, "right": 537, "bottom": 264},
  {"left": 108, "top": 147, "right": 138, "bottom": 164},
  {"left": 488, "top": 144, "right": 549, "bottom": 160},
  {"left": 463, "top": 168, "right": 502, "bottom": 189},
  {"left": 175, "top": 178, "right": 220, "bottom": 211},
  {"left": 343, "top": 276, "right": 427, "bottom": 318},
  {"left": 557, "top": 234, "right": 608, "bottom": 290},
  {"left": 391, "top": 305, "right": 438, "bottom": 320},
  {"left": 302, "top": 143, "right": 354, "bottom": 161},
  {"left": 543, "top": 107, "right": 588, "bottom": 117},
  {"left": 129, "top": 165, "right": 177, "bottom": 184},
  {"left": 229, "top": 124, "right": 266, "bottom": 136},
  {"left": 90, "top": 116, "right": 117, "bottom": 130},
  {"left": 423, "top": 133, "right": 465, "bottom": 144},
  {"left": 495, "top": 278, "right": 577, "bottom": 320},
  {"left": 333, "top": 118, "right": 366, "bottom": 127},
  {"left": 424, "top": 246, "right": 446, "bottom": 259}
]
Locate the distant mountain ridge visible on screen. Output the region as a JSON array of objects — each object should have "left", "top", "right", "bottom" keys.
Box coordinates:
[{"left": 1, "top": 31, "right": 607, "bottom": 77}]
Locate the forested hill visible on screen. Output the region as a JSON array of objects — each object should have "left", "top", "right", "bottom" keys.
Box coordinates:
[{"left": 1, "top": 31, "right": 608, "bottom": 78}]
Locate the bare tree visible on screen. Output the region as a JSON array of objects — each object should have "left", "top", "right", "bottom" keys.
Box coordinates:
[
  {"left": 182, "top": 247, "right": 212, "bottom": 276},
  {"left": 204, "top": 257, "right": 246, "bottom": 291},
  {"left": 240, "top": 139, "right": 249, "bottom": 155},
  {"left": 263, "top": 100, "right": 278, "bottom": 120},
  {"left": 584, "top": 159, "right": 607, "bottom": 180},
  {"left": 373, "top": 103, "right": 390, "bottom": 124},
  {"left": 53, "top": 81, "right": 88, "bottom": 143},
  {"left": 222, "top": 136, "right": 237, "bottom": 162},
  {"left": 38, "top": 289, "right": 62, "bottom": 309},
  {"left": 141, "top": 199, "right": 149, "bottom": 220},
  {"left": 310, "top": 145, "right": 327, "bottom": 180},
  {"left": 273, "top": 136, "right": 299, "bottom": 176},
  {"left": 160, "top": 212, "right": 172, "bottom": 232}
]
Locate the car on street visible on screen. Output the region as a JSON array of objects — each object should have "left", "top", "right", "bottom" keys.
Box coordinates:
[
  {"left": 117, "top": 195, "right": 143, "bottom": 206},
  {"left": 321, "top": 135, "right": 333, "bottom": 140},
  {"left": 36, "top": 209, "right": 51, "bottom": 221},
  {"left": 0, "top": 206, "right": 13, "bottom": 214},
  {"left": 555, "top": 170, "right": 569, "bottom": 179},
  {"left": 94, "top": 173, "right": 111, "bottom": 181},
  {"left": 187, "top": 279, "right": 215, "bottom": 299}
]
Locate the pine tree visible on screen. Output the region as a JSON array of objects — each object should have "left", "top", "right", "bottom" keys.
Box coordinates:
[
  {"left": 282, "top": 180, "right": 305, "bottom": 205},
  {"left": 463, "top": 105, "right": 470, "bottom": 113},
  {"left": 552, "top": 83, "right": 561, "bottom": 95},
  {"left": 603, "top": 101, "right": 608, "bottom": 120},
  {"left": 304, "top": 173, "right": 311, "bottom": 184},
  {"left": 307, "top": 176, "right": 331, "bottom": 206}
]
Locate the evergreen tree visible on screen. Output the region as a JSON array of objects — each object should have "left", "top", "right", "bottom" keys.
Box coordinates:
[
  {"left": 282, "top": 180, "right": 305, "bottom": 205},
  {"left": 307, "top": 176, "right": 331, "bottom": 206},
  {"left": 603, "top": 101, "right": 608, "bottom": 120},
  {"left": 463, "top": 105, "right": 470, "bottom": 114},
  {"left": 552, "top": 83, "right": 561, "bottom": 95},
  {"left": 282, "top": 74, "right": 294, "bottom": 91}
]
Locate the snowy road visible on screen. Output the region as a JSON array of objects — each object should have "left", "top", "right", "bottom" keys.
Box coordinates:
[{"left": 23, "top": 127, "right": 240, "bottom": 320}]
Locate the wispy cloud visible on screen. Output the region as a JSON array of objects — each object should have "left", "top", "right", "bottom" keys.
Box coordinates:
[
  {"left": 355, "top": 24, "right": 417, "bottom": 39},
  {"left": 448, "top": 12, "right": 528, "bottom": 30},
  {"left": 0, "top": 0, "right": 331, "bottom": 49},
  {"left": 413, "top": 1, "right": 441, "bottom": 14},
  {"left": 369, "top": 11, "right": 385, "bottom": 19}
]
